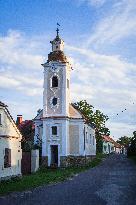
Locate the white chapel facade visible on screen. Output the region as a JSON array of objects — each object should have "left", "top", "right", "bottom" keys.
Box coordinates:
[{"left": 34, "top": 29, "right": 96, "bottom": 167}]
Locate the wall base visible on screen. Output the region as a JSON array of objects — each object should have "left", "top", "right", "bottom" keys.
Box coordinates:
[
  {"left": 60, "top": 155, "right": 96, "bottom": 167},
  {"left": 41, "top": 155, "right": 96, "bottom": 168},
  {"left": 41, "top": 156, "right": 48, "bottom": 167},
  {"left": 0, "top": 174, "right": 22, "bottom": 182}
]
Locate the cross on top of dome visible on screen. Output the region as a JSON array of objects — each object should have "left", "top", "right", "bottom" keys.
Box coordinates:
[{"left": 50, "top": 23, "right": 64, "bottom": 52}]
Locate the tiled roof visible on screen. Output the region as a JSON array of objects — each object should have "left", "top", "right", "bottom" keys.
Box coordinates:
[
  {"left": 102, "top": 135, "right": 114, "bottom": 143},
  {"left": 102, "top": 135, "right": 121, "bottom": 148},
  {"left": 69, "top": 104, "right": 83, "bottom": 119},
  {"left": 34, "top": 104, "right": 94, "bottom": 128},
  {"left": 47, "top": 51, "right": 68, "bottom": 63}
]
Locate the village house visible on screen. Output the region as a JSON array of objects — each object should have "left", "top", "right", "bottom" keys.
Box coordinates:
[
  {"left": 102, "top": 135, "right": 115, "bottom": 154},
  {"left": 0, "top": 101, "right": 22, "bottom": 180},
  {"left": 34, "top": 29, "right": 96, "bottom": 167},
  {"left": 113, "top": 141, "right": 121, "bottom": 154},
  {"left": 102, "top": 135, "right": 122, "bottom": 154}
]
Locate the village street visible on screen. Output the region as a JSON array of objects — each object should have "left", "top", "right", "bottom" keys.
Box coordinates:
[{"left": 0, "top": 154, "right": 136, "bottom": 205}]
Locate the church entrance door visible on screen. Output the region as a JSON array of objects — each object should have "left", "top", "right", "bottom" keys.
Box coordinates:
[{"left": 51, "top": 145, "right": 58, "bottom": 167}]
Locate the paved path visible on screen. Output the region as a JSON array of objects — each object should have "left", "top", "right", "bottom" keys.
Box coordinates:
[{"left": 0, "top": 154, "right": 136, "bottom": 205}]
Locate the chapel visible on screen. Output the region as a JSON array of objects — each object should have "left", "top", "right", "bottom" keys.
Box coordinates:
[{"left": 34, "top": 28, "right": 96, "bottom": 167}]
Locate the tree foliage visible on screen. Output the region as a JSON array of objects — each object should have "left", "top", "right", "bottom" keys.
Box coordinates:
[
  {"left": 74, "top": 100, "right": 110, "bottom": 153},
  {"left": 18, "top": 120, "right": 35, "bottom": 151},
  {"left": 117, "top": 136, "right": 131, "bottom": 147},
  {"left": 127, "top": 131, "right": 136, "bottom": 156}
]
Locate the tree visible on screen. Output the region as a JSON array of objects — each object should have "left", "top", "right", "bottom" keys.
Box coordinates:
[
  {"left": 117, "top": 136, "right": 131, "bottom": 147},
  {"left": 74, "top": 100, "right": 110, "bottom": 153},
  {"left": 18, "top": 120, "right": 35, "bottom": 151},
  {"left": 127, "top": 131, "right": 136, "bottom": 156}
]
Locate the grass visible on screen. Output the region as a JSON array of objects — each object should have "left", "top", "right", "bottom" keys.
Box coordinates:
[{"left": 0, "top": 153, "right": 106, "bottom": 196}]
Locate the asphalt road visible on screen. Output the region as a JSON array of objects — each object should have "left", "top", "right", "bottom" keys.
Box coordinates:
[{"left": 0, "top": 154, "right": 136, "bottom": 205}]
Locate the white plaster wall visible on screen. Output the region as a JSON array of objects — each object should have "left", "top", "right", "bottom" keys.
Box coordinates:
[
  {"left": 43, "top": 62, "right": 71, "bottom": 117},
  {"left": 0, "top": 138, "right": 22, "bottom": 178},
  {"left": 42, "top": 118, "right": 69, "bottom": 166},
  {"left": 69, "top": 124, "right": 79, "bottom": 155},
  {"left": 31, "top": 149, "right": 39, "bottom": 173},
  {"left": 114, "top": 147, "right": 121, "bottom": 154},
  {"left": 103, "top": 141, "right": 114, "bottom": 154},
  {"left": 0, "top": 107, "right": 22, "bottom": 179},
  {"left": 0, "top": 108, "right": 20, "bottom": 137},
  {"left": 84, "top": 124, "right": 96, "bottom": 156},
  {"left": 52, "top": 38, "right": 64, "bottom": 52}
]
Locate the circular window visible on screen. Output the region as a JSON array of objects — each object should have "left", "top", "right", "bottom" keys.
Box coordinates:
[{"left": 52, "top": 97, "right": 57, "bottom": 106}]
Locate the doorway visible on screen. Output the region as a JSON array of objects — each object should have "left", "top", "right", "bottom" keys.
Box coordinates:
[{"left": 51, "top": 145, "right": 58, "bottom": 166}]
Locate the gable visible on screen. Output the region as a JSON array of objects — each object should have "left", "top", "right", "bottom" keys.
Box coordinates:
[
  {"left": 69, "top": 104, "right": 83, "bottom": 119},
  {"left": 0, "top": 106, "right": 22, "bottom": 139},
  {"left": 34, "top": 109, "right": 43, "bottom": 120}
]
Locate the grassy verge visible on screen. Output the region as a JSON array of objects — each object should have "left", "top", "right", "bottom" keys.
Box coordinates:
[{"left": 0, "top": 153, "right": 106, "bottom": 196}]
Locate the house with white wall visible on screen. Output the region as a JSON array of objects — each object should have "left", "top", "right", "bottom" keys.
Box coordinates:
[
  {"left": 102, "top": 135, "right": 114, "bottom": 154},
  {"left": 0, "top": 101, "right": 22, "bottom": 180},
  {"left": 102, "top": 135, "right": 122, "bottom": 154},
  {"left": 34, "top": 28, "right": 96, "bottom": 167}
]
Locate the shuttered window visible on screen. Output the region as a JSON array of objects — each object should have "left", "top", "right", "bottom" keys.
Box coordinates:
[{"left": 4, "top": 148, "right": 11, "bottom": 168}]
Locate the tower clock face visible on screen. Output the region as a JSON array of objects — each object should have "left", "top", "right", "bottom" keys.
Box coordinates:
[
  {"left": 51, "top": 64, "right": 59, "bottom": 72},
  {"left": 51, "top": 64, "right": 57, "bottom": 71}
]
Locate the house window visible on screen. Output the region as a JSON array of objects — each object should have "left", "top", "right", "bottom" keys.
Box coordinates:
[
  {"left": 52, "top": 126, "right": 57, "bottom": 135},
  {"left": 52, "top": 97, "right": 57, "bottom": 106},
  {"left": 104, "top": 145, "right": 107, "bottom": 151},
  {"left": 52, "top": 76, "right": 58, "bottom": 88},
  {"left": 86, "top": 132, "right": 88, "bottom": 143},
  {"left": 0, "top": 114, "right": 1, "bottom": 125},
  {"left": 4, "top": 148, "right": 11, "bottom": 168},
  {"left": 93, "top": 136, "right": 95, "bottom": 145},
  {"left": 67, "top": 79, "right": 69, "bottom": 89},
  {"left": 90, "top": 134, "right": 91, "bottom": 144}
]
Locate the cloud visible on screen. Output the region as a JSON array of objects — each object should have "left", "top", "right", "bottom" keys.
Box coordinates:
[
  {"left": 66, "top": 44, "right": 136, "bottom": 137},
  {"left": 86, "top": 0, "right": 136, "bottom": 47},
  {"left": 106, "top": 122, "right": 135, "bottom": 140},
  {"left": 0, "top": 30, "right": 43, "bottom": 70},
  {"left": 1, "top": 12, "right": 136, "bottom": 139},
  {"left": 0, "top": 30, "right": 45, "bottom": 96},
  {"left": 77, "top": 0, "right": 107, "bottom": 7}
]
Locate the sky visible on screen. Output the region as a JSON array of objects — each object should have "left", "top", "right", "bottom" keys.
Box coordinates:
[{"left": 0, "top": 0, "right": 136, "bottom": 139}]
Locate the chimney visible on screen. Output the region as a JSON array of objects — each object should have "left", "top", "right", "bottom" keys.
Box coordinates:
[{"left": 16, "top": 115, "right": 23, "bottom": 125}]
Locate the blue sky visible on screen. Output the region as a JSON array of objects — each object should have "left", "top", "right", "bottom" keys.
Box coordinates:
[{"left": 0, "top": 0, "right": 136, "bottom": 139}]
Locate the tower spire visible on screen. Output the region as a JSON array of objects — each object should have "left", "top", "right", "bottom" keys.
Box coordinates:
[
  {"left": 56, "top": 23, "right": 60, "bottom": 37},
  {"left": 56, "top": 27, "right": 59, "bottom": 36}
]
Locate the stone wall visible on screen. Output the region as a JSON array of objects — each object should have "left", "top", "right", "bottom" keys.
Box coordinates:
[{"left": 60, "top": 155, "right": 96, "bottom": 167}]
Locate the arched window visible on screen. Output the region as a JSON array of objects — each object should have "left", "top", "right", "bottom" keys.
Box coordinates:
[{"left": 52, "top": 76, "right": 58, "bottom": 88}]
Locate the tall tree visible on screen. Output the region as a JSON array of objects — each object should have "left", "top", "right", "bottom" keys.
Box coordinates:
[
  {"left": 127, "top": 131, "right": 136, "bottom": 156},
  {"left": 74, "top": 100, "right": 110, "bottom": 153},
  {"left": 117, "top": 136, "right": 131, "bottom": 147}
]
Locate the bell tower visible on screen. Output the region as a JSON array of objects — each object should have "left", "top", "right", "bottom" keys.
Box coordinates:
[
  {"left": 50, "top": 27, "right": 64, "bottom": 52},
  {"left": 42, "top": 27, "right": 72, "bottom": 118}
]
